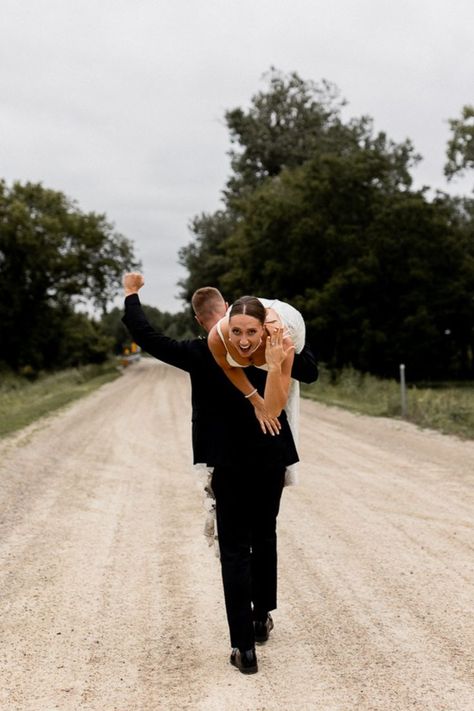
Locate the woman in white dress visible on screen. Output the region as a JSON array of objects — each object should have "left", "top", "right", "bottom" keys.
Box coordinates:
[{"left": 208, "top": 295, "right": 305, "bottom": 484}]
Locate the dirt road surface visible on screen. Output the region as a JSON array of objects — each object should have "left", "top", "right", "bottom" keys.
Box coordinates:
[{"left": 1, "top": 359, "right": 473, "bottom": 711}]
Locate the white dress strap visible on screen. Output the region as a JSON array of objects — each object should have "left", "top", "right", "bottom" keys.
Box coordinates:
[{"left": 216, "top": 317, "right": 245, "bottom": 368}]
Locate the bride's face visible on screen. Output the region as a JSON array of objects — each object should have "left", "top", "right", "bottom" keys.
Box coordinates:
[{"left": 228, "top": 314, "right": 264, "bottom": 358}]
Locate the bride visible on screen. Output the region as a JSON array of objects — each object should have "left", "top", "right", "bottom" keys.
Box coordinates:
[{"left": 208, "top": 295, "right": 305, "bottom": 484}]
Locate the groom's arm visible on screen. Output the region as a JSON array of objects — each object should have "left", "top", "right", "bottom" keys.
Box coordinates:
[
  {"left": 291, "top": 343, "right": 319, "bottom": 383},
  {"left": 122, "top": 294, "right": 197, "bottom": 373}
]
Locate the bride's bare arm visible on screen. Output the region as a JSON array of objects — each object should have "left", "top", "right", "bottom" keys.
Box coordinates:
[
  {"left": 207, "top": 326, "right": 257, "bottom": 397},
  {"left": 263, "top": 330, "right": 295, "bottom": 417},
  {"left": 208, "top": 325, "right": 281, "bottom": 435}
]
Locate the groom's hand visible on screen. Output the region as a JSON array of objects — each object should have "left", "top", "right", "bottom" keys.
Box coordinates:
[{"left": 123, "top": 272, "right": 145, "bottom": 296}]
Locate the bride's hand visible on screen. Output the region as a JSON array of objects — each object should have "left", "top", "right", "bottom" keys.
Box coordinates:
[
  {"left": 251, "top": 394, "right": 281, "bottom": 436},
  {"left": 265, "top": 327, "right": 295, "bottom": 370}
]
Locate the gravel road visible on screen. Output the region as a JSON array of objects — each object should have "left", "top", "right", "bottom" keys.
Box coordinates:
[{"left": 1, "top": 359, "right": 473, "bottom": 711}]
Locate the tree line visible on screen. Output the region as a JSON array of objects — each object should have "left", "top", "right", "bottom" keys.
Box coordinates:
[
  {"left": 1, "top": 71, "right": 473, "bottom": 380},
  {"left": 179, "top": 71, "right": 474, "bottom": 380},
  {"left": 0, "top": 179, "right": 198, "bottom": 375},
  {"left": 0, "top": 181, "right": 138, "bottom": 374}
]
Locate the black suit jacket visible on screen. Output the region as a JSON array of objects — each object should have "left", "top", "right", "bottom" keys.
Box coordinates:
[{"left": 122, "top": 294, "right": 318, "bottom": 469}]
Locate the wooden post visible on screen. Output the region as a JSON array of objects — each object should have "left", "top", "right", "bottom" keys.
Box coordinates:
[{"left": 400, "top": 363, "right": 407, "bottom": 418}]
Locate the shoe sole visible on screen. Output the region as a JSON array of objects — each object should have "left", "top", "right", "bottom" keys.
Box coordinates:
[{"left": 230, "top": 655, "right": 258, "bottom": 674}]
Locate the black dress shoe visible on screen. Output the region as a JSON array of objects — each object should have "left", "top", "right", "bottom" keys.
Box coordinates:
[
  {"left": 254, "top": 613, "right": 274, "bottom": 643},
  {"left": 230, "top": 647, "right": 258, "bottom": 674}
]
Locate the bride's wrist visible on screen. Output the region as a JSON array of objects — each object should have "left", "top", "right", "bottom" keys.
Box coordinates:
[{"left": 267, "top": 363, "right": 282, "bottom": 373}]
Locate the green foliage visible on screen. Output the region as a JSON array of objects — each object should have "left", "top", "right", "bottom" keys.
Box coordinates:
[
  {"left": 100, "top": 306, "right": 136, "bottom": 354},
  {"left": 179, "top": 70, "right": 474, "bottom": 380},
  {"left": 0, "top": 180, "right": 140, "bottom": 371},
  {"left": 100, "top": 303, "right": 198, "bottom": 355},
  {"left": 161, "top": 307, "right": 198, "bottom": 339},
  {"left": 0, "top": 361, "right": 120, "bottom": 438},
  {"left": 179, "top": 211, "right": 234, "bottom": 303},
  {"left": 223, "top": 69, "right": 417, "bottom": 203},
  {"left": 302, "top": 365, "right": 402, "bottom": 416},
  {"left": 445, "top": 105, "right": 474, "bottom": 181},
  {"left": 302, "top": 367, "right": 474, "bottom": 439},
  {"left": 56, "top": 310, "right": 114, "bottom": 366}
]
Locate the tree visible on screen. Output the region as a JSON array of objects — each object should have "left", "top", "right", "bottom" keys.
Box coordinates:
[
  {"left": 0, "top": 180, "right": 139, "bottom": 370},
  {"left": 215, "top": 154, "right": 473, "bottom": 378},
  {"left": 179, "top": 70, "right": 418, "bottom": 303},
  {"left": 178, "top": 211, "right": 235, "bottom": 303},
  {"left": 101, "top": 303, "right": 197, "bottom": 356},
  {"left": 179, "top": 71, "right": 474, "bottom": 379},
  {"left": 445, "top": 105, "right": 474, "bottom": 181},
  {"left": 224, "top": 68, "right": 417, "bottom": 203}
]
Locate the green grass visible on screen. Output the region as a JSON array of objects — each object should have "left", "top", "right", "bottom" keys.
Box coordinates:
[
  {"left": 302, "top": 366, "right": 474, "bottom": 439},
  {"left": 2, "top": 360, "right": 472, "bottom": 442},
  {"left": 0, "top": 361, "right": 121, "bottom": 438}
]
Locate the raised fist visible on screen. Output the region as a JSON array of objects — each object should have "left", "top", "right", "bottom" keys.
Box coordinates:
[{"left": 123, "top": 272, "right": 145, "bottom": 296}]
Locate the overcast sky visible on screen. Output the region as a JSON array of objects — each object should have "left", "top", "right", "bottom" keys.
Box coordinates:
[{"left": 1, "top": 0, "right": 473, "bottom": 311}]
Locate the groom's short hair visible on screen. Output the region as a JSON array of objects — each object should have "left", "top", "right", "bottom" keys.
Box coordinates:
[{"left": 192, "top": 286, "right": 226, "bottom": 319}]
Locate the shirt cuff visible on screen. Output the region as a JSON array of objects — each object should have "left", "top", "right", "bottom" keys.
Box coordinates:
[{"left": 125, "top": 293, "right": 140, "bottom": 304}]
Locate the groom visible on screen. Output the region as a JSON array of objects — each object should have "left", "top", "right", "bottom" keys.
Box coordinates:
[{"left": 122, "top": 273, "right": 318, "bottom": 674}]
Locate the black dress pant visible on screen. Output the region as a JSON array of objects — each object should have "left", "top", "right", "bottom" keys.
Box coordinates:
[{"left": 212, "top": 462, "right": 286, "bottom": 651}]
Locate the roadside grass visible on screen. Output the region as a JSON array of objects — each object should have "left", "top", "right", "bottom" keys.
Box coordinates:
[
  {"left": 2, "top": 360, "right": 473, "bottom": 442},
  {"left": 302, "top": 366, "right": 474, "bottom": 439},
  {"left": 0, "top": 361, "right": 121, "bottom": 438}
]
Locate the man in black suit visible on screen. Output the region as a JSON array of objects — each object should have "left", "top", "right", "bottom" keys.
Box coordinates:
[{"left": 122, "top": 273, "right": 318, "bottom": 674}]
